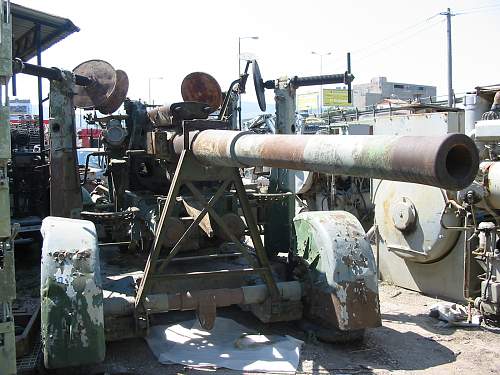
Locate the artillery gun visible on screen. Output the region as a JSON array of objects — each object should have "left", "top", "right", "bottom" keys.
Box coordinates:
[{"left": 12, "top": 58, "right": 479, "bottom": 369}]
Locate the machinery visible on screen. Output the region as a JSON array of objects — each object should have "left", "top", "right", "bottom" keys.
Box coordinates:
[
  {"left": 372, "top": 88, "right": 500, "bottom": 326},
  {"left": 0, "top": 2, "right": 16, "bottom": 373},
  {"left": 9, "top": 55, "right": 479, "bottom": 369}
]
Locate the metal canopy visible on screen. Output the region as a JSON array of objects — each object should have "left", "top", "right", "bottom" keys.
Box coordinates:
[{"left": 11, "top": 2, "right": 79, "bottom": 61}]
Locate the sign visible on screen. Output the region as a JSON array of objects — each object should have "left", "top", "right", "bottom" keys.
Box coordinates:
[
  {"left": 323, "top": 88, "right": 350, "bottom": 107},
  {"left": 297, "top": 92, "right": 318, "bottom": 111}
]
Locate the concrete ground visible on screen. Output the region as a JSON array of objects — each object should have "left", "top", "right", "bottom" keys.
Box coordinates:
[{"left": 69, "top": 282, "right": 500, "bottom": 375}]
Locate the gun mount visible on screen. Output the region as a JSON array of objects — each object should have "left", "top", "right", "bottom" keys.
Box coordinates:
[{"left": 19, "top": 59, "right": 480, "bottom": 369}]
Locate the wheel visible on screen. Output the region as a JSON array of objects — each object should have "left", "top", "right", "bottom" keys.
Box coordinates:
[{"left": 298, "top": 319, "right": 365, "bottom": 344}]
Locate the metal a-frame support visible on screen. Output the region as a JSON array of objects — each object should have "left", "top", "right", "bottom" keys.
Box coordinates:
[{"left": 135, "top": 137, "right": 281, "bottom": 330}]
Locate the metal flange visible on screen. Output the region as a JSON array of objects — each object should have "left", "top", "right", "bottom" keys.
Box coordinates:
[
  {"left": 73, "top": 59, "right": 117, "bottom": 109},
  {"left": 97, "top": 69, "right": 129, "bottom": 114},
  {"left": 181, "top": 72, "right": 222, "bottom": 109}
]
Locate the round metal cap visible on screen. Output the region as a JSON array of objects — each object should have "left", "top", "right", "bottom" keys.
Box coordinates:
[
  {"left": 252, "top": 60, "right": 266, "bottom": 112},
  {"left": 181, "top": 72, "right": 222, "bottom": 109},
  {"left": 98, "top": 70, "right": 129, "bottom": 114},
  {"left": 391, "top": 197, "right": 416, "bottom": 232},
  {"left": 104, "top": 120, "right": 128, "bottom": 147},
  {"left": 73, "top": 60, "right": 117, "bottom": 109}
]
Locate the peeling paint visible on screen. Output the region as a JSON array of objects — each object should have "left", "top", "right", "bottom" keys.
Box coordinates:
[
  {"left": 41, "top": 217, "right": 105, "bottom": 369},
  {"left": 294, "top": 210, "right": 381, "bottom": 330}
]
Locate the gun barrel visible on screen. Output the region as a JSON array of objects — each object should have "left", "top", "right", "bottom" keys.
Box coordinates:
[{"left": 186, "top": 130, "right": 478, "bottom": 190}]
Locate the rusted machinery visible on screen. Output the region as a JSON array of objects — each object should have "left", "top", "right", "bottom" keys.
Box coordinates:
[
  {"left": 12, "top": 58, "right": 479, "bottom": 369},
  {"left": 372, "top": 87, "right": 500, "bottom": 326}
]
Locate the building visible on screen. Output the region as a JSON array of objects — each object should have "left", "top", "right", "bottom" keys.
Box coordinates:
[{"left": 353, "top": 77, "right": 436, "bottom": 109}]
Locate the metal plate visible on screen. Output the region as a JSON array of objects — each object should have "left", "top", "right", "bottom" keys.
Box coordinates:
[
  {"left": 374, "top": 181, "right": 460, "bottom": 263},
  {"left": 73, "top": 60, "right": 117, "bottom": 109},
  {"left": 98, "top": 69, "right": 129, "bottom": 114},
  {"left": 181, "top": 72, "right": 222, "bottom": 109},
  {"left": 253, "top": 60, "right": 266, "bottom": 112}
]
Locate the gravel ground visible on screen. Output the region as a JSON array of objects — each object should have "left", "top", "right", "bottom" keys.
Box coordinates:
[
  {"left": 62, "top": 282, "right": 499, "bottom": 375},
  {"left": 15, "top": 246, "right": 500, "bottom": 374}
]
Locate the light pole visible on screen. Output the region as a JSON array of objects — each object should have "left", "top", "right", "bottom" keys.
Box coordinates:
[
  {"left": 311, "top": 51, "right": 331, "bottom": 115},
  {"left": 238, "top": 36, "right": 259, "bottom": 129},
  {"left": 148, "top": 76, "right": 164, "bottom": 105}
]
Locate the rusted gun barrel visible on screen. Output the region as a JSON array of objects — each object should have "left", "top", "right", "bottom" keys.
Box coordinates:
[{"left": 175, "top": 130, "right": 478, "bottom": 190}]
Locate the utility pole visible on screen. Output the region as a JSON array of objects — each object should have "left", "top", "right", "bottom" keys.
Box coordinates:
[{"left": 440, "top": 8, "right": 454, "bottom": 107}]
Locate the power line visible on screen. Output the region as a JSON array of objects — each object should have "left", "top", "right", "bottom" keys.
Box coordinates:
[
  {"left": 455, "top": 3, "right": 500, "bottom": 14},
  {"left": 350, "top": 12, "right": 441, "bottom": 56},
  {"left": 354, "top": 18, "right": 444, "bottom": 64},
  {"left": 309, "top": 14, "right": 442, "bottom": 72},
  {"left": 311, "top": 4, "right": 497, "bottom": 86}
]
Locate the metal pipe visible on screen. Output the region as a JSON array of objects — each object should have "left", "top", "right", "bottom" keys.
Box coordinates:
[
  {"left": 12, "top": 58, "right": 92, "bottom": 86},
  {"left": 103, "top": 280, "right": 302, "bottom": 317},
  {"left": 291, "top": 72, "right": 352, "bottom": 88},
  {"left": 35, "top": 25, "right": 45, "bottom": 165},
  {"left": 181, "top": 130, "right": 478, "bottom": 190}
]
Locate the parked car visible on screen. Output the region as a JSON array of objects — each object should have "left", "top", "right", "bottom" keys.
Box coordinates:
[{"left": 77, "top": 147, "right": 106, "bottom": 185}]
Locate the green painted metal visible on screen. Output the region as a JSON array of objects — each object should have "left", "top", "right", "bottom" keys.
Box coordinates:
[
  {"left": 265, "top": 79, "right": 298, "bottom": 256},
  {"left": 0, "top": 1, "right": 16, "bottom": 373},
  {"left": 40, "top": 216, "right": 105, "bottom": 369},
  {"left": 294, "top": 210, "right": 381, "bottom": 330},
  {"left": 263, "top": 193, "right": 294, "bottom": 257},
  {"left": 0, "top": 0, "right": 12, "bottom": 238},
  {"left": 48, "top": 71, "right": 83, "bottom": 218},
  {"left": 0, "top": 105, "right": 10, "bottom": 238},
  {"left": 0, "top": 240, "right": 16, "bottom": 375}
]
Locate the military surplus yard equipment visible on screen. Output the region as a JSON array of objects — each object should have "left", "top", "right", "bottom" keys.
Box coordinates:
[
  {"left": 372, "top": 88, "right": 500, "bottom": 327},
  {"left": 12, "top": 57, "right": 480, "bottom": 369},
  {"left": 0, "top": 3, "right": 16, "bottom": 374}
]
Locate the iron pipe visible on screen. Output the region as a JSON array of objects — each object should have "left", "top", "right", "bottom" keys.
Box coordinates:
[
  {"left": 182, "top": 130, "right": 478, "bottom": 190},
  {"left": 103, "top": 280, "right": 302, "bottom": 316},
  {"left": 12, "top": 59, "right": 93, "bottom": 86}
]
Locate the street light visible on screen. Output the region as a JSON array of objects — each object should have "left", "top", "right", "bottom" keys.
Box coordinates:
[
  {"left": 148, "top": 76, "right": 164, "bottom": 105},
  {"left": 311, "top": 51, "right": 332, "bottom": 115},
  {"left": 237, "top": 36, "right": 259, "bottom": 129}
]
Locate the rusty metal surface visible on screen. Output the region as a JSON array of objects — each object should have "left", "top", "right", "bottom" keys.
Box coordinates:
[
  {"left": 217, "top": 213, "right": 246, "bottom": 241},
  {"left": 103, "top": 281, "right": 302, "bottom": 317},
  {"left": 294, "top": 210, "right": 381, "bottom": 330},
  {"left": 48, "top": 70, "right": 83, "bottom": 218},
  {"left": 181, "top": 72, "right": 222, "bottom": 109},
  {"left": 73, "top": 59, "right": 116, "bottom": 109},
  {"left": 186, "top": 130, "right": 479, "bottom": 190},
  {"left": 98, "top": 69, "right": 129, "bottom": 114},
  {"left": 147, "top": 105, "right": 172, "bottom": 126}
]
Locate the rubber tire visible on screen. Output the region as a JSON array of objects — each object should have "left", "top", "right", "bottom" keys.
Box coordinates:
[{"left": 298, "top": 319, "right": 365, "bottom": 344}]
